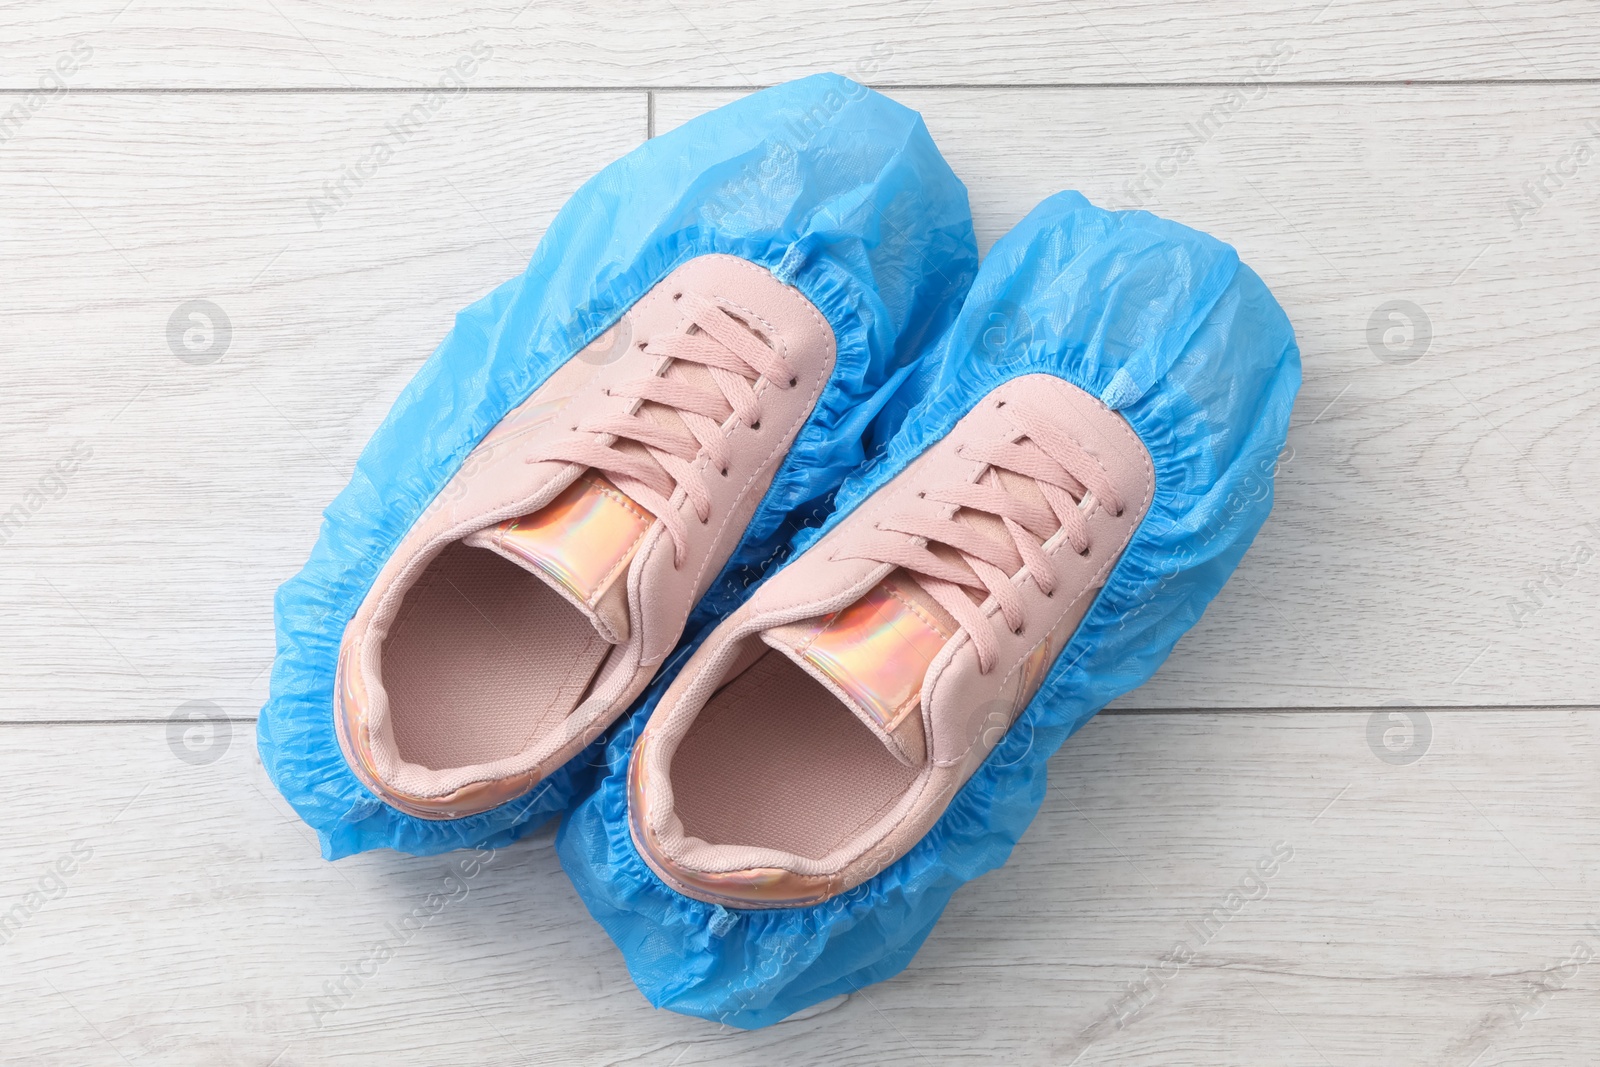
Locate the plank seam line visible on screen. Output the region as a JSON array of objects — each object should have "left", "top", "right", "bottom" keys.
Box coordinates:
[{"left": 4, "top": 79, "right": 1599, "bottom": 95}]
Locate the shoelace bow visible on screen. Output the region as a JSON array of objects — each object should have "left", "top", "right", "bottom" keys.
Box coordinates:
[
  {"left": 842, "top": 400, "right": 1124, "bottom": 673},
  {"left": 529, "top": 292, "right": 796, "bottom": 566}
]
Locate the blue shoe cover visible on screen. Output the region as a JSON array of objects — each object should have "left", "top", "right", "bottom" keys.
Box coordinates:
[
  {"left": 256, "top": 74, "right": 978, "bottom": 860},
  {"left": 557, "top": 191, "right": 1302, "bottom": 1027}
]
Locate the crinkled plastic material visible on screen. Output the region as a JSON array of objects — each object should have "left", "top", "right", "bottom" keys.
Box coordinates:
[
  {"left": 257, "top": 74, "right": 978, "bottom": 861},
  {"left": 558, "top": 191, "right": 1301, "bottom": 1028}
]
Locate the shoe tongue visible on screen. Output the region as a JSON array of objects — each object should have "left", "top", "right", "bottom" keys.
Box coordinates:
[
  {"left": 622, "top": 309, "right": 760, "bottom": 474},
  {"left": 937, "top": 466, "right": 1056, "bottom": 606},
  {"left": 761, "top": 572, "right": 955, "bottom": 767},
  {"left": 462, "top": 474, "right": 653, "bottom": 644}
]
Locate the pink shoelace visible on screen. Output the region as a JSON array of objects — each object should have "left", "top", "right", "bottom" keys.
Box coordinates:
[
  {"left": 841, "top": 399, "right": 1124, "bottom": 673},
  {"left": 528, "top": 292, "right": 796, "bottom": 566}
]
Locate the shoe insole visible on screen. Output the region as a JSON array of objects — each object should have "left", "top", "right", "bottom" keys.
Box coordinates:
[
  {"left": 383, "top": 541, "right": 609, "bottom": 770},
  {"left": 669, "top": 650, "right": 918, "bottom": 860}
]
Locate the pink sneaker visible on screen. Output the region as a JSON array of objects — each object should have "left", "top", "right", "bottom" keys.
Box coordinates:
[
  {"left": 628, "top": 373, "right": 1153, "bottom": 906},
  {"left": 335, "top": 255, "right": 835, "bottom": 819}
]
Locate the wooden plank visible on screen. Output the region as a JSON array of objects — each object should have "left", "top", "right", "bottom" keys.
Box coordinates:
[
  {"left": 1, "top": 711, "right": 1596, "bottom": 1064},
  {"left": 6, "top": 87, "right": 1598, "bottom": 720},
  {"left": 2, "top": 1, "right": 1599, "bottom": 90},
  {"left": 664, "top": 87, "right": 1600, "bottom": 709},
  {"left": 0, "top": 91, "right": 646, "bottom": 722}
]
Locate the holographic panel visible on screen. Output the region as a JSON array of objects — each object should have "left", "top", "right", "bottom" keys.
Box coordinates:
[
  {"left": 800, "top": 582, "right": 950, "bottom": 731},
  {"left": 487, "top": 476, "right": 652, "bottom": 605}
]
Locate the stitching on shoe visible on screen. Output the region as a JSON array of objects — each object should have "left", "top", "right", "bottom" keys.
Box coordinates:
[{"left": 938, "top": 383, "right": 1157, "bottom": 766}]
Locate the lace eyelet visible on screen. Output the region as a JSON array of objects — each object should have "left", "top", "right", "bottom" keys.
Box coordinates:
[
  {"left": 672, "top": 291, "right": 683, "bottom": 301},
  {"left": 1011, "top": 624, "right": 1025, "bottom": 637},
  {"left": 750, "top": 420, "right": 761, "bottom": 431},
  {"left": 788, "top": 376, "right": 797, "bottom": 387},
  {"left": 720, "top": 467, "right": 729, "bottom": 477},
  {"left": 1045, "top": 589, "right": 1055, "bottom": 599}
]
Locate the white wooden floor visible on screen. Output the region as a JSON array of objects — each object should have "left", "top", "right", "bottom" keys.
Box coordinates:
[{"left": 2, "top": 4, "right": 1597, "bottom": 1065}]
